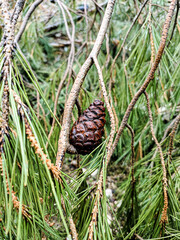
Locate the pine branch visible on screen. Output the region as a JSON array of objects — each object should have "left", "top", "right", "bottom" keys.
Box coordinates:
[{"left": 56, "top": 0, "right": 116, "bottom": 170}]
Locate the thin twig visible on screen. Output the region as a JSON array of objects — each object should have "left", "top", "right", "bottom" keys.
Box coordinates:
[
  {"left": 126, "top": 123, "right": 135, "bottom": 211},
  {"left": 167, "top": 0, "right": 179, "bottom": 47},
  {"left": 133, "top": 0, "right": 143, "bottom": 24},
  {"left": 15, "top": 0, "right": 44, "bottom": 42},
  {"left": 61, "top": 196, "right": 78, "bottom": 240},
  {"left": 58, "top": 1, "right": 75, "bottom": 102},
  {"left": 75, "top": 99, "right": 82, "bottom": 117},
  {"left": 93, "top": 56, "right": 116, "bottom": 160},
  {"left": 85, "top": 0, "right": 89, "bottom": 58},
  {"left": 148, "top": 0, "right": 155, "bottom": 65},
  {"left": 105, "top": 32, "right": 111, "bottom": 66},
  {"left": 109, "top": 0, "right": 149, "bottom": 94},
  {"left": 144, "top": 91, "right": 168, "bottom": 224},
  {"left": 152, "top": 4, "right": 168, "bottom": 12},
  {"left": 168, "top": 113, "right": 180, "bottom": 161},
  {"left": 88, "top": 56, "right": 116, "bottom": 239},
  {"left": 152, "top": 114, "right": 180, "bottom": 159},
  {"left": 134, "top": 234, "right": 144, "bottom": 240}
]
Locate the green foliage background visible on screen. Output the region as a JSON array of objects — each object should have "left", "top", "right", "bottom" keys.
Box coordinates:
[{"left": 0, "top": 0, "right": 179, "bottom": 239}]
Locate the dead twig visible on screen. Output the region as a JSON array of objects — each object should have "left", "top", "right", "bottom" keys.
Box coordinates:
[
  {"left": 126, "top": 123, "right": 135, "bottom": 211},
  {"left": 93, "top": 56, "right": 116, "bottom": 160},
  {"left": 133, "top": 0, "right": 143, "bottom": 24},
  {"left": 88, "top": 56, "right": 116, "bottom": 239},
  {"left": 167, "top": 0, "right": 179, "bottom": 47},
  {"left": 168, "top": 113, "right": 180, "bottom": 161},
  {"left": 152, "top": 113, "right": 180, "bottom": 159},
  {"left": 15, "top": 0, "right": 44, "bottom": 42},
  {"left": 109, "top": 0, "right": 149, "bottom": 94},
  {"left": 144, "top": 91, "right": 168, "bottom": 224},
  {"left": 134, "top": 233, "right": 144, "bottom": 240},
  {"left": 148, "top": 0, "right": 155, "bottom": 65}
]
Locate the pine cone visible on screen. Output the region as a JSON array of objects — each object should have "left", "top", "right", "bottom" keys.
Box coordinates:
[{"left": 69, "top": 100, "right": 106, "bottom": 155}]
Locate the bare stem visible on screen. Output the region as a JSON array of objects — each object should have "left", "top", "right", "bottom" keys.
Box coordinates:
[
  {"left": 167, "top": 0, "right": 179, "bottom": 47},
  {"left": 144, "top": 91, "right": 168, "bottom": 224},
  {"left": 109, "top": 0, "right": 149, "bottom": 94},
  {"left": 126, "top": 123, "right": 135, "bottom": 210},
  {"left": 152, "top": 113, "right": 180, "bottom": 159},
  {"left": 15, "top": 0, "right": 44, "bottom": 42},
  {"left": 148, "top": 0, "right": 155, "bottom": 65},
  {"left": 168, "top": 113, "right": 180, "bottom": 161},
  {"left": 88, "top": 56, "right": 116, "bottom": 239}
]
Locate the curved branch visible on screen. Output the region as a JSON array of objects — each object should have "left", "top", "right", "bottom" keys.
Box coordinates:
[
  {"left": 109, "top": 0, "right": 149, "bottom": 94},
  {"left": 15, "top": 0, "right": 44, "bottom": 42}
]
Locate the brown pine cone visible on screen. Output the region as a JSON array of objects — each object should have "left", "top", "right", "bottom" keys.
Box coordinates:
[{"left": 69, "top": 100, "right": 106, "bottom": 155}]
